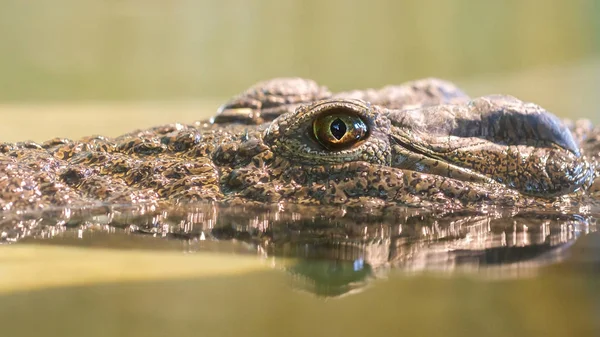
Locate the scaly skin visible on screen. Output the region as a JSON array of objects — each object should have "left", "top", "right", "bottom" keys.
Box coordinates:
[{"left": 0, "top": 78, "right": 598, "bottom": 212}]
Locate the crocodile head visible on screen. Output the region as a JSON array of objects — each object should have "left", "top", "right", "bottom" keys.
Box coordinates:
[
  {"left": 0, "top": 78, "right": 596, "bottom": 211},
  {"left": 215, "top": 89, "right": 593, "bottom": 208}
]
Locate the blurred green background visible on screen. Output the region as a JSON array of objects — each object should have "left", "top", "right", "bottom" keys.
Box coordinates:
[{"left": 0, "top": 0, "right": 599, "bottom": 141}]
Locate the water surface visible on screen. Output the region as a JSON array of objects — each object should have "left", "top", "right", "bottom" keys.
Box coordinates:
[{"left": 1, "top": 203, "right": 599, "bottom": 336}]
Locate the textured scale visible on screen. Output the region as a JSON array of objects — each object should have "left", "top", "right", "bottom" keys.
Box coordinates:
[{"left": 0, "top": 78, "right": 598, "bottom": 212}]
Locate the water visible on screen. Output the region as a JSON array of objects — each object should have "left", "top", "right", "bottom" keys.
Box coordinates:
[{"left": 1, "top": 203, "right": 599, "bottom": 336}]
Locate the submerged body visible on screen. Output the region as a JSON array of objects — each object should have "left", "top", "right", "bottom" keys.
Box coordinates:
[{"left": 1, "top": 78, "right": 599, "bottom": 211}]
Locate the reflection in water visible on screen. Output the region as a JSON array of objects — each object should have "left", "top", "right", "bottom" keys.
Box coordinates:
[{"left": 1, "top": 203, "right": 597, "bottom": 297}]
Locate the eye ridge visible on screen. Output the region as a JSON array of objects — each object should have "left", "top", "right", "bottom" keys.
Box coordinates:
[{"left": 312, "top": 110, "right": 369, "bottom": 150}]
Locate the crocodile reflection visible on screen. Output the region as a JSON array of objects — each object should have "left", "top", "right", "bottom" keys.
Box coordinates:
[{"left": 1, "top": 204, "right": 596, "bottom": 296}]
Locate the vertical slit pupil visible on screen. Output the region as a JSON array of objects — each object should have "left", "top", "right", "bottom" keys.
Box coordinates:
[{"left": 330, "top": 118, "right": 347, "bottom": 140}]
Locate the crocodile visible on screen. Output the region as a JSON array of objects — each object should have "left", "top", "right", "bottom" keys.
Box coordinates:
[{"left": 1, "top": 78, "right": 599, "bottom": 212}]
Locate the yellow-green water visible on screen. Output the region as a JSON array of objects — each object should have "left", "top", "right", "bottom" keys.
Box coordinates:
[
  {"left": 1, "top": 267, "right": 598, "bottom": 337},
  {"left": 1, "top": 204, "right": 599, "bottom": 337},
  {"left": 0, "top": 241, "right": 599, "bottom": 337}
]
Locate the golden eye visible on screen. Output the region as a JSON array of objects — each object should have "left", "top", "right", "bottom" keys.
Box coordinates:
[{"left": 312, "top": 108, "right": 368, "bottom": 150}]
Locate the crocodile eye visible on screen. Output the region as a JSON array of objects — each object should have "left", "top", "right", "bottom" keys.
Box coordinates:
[{"left": 312, "top": 108, "right": 368, "bottom": 150}]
